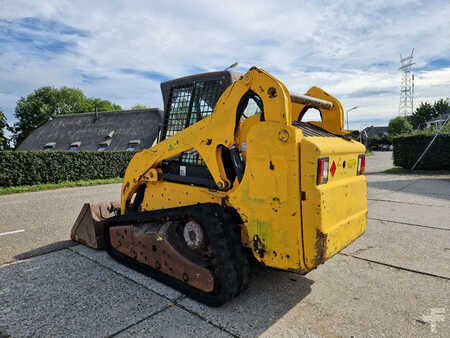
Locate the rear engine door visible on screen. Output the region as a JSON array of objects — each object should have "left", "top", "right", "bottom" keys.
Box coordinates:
[{"left": 300, "top": 131, "right": 367, "bottom": 269}]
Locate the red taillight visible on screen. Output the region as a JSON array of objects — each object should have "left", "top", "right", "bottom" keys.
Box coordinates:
[
  {"left": 317, "top": 157, "right": 329, "bottom": 185},
  {"left": 358, "top": 154, "right": 365, "bottom": 175}
]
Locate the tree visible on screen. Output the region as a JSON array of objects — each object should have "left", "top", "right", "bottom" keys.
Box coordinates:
[
  {"left": 10, "top": 86, "right": 122, "bottom": 147},
  {"left": 388, "top": 116, "right": 412, "bottom": 136},
  {"left": 408, "top": 102, "right": 436, "bottom": 129},
  {"left": 131, "top": 104, "right": 148, "bottom": 110},
  {"left": 83, "top": 98, "right": 122, "bottom": 112},
  {"left": 0, "top": 110, "right": 8, "bottom": 150},
  {"left": 53, "top": 87, "right": 87, "bottom": 115},
  {"left": 433, "top": 98, "right": 450, "bottom": 117},
  {"left": 408, "top": 98, "right": 449, "bottom": 130},
  {"left": 11, "top": 86, "right": 55, "bottom": 146}
]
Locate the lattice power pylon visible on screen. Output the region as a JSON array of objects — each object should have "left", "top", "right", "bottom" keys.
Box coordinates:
[{"left": 399, "top": 49, "right": 415, "bottom": 116}]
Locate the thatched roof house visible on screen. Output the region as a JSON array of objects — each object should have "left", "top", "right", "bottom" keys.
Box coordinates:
[
  {"left": 362, "top": 126, "right": 389, "bottom": 138},
  {"left": 16, "top": 108, "right": 162, "bottom": 151}
]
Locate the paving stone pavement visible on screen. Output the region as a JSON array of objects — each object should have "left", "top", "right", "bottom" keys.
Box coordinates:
[{"left": 1, "top": 152, "right": 449, "bottom": 337}]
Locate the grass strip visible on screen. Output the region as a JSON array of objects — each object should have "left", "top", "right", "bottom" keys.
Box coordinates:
[
  {"left": 0, "top": 177, "right": 123, "bottom": 195},
  {"left": 382, "top": 167, "right": 410, "bottom": 174},
  {"left": 382, "top": 167, "right": 450, "bottom": 175}
]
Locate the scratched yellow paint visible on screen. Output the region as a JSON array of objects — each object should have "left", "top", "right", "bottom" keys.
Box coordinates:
[
  {"left": 168, "top": 139, "right": 179, "bottom": 151},
  {"left": 120, "top": 67, "right": 367, "bottom": 274},
  {"left": 300, "top": 137, "right": 367, "bottom": 268}
]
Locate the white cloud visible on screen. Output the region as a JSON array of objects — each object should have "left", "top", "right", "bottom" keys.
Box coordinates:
[{"left": 1, "top": 0, "right": 450, "bottom": 130}]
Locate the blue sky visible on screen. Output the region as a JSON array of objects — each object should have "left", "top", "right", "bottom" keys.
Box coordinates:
[{"left": 1, "top": 0, "right": 450, "bottom": 131}]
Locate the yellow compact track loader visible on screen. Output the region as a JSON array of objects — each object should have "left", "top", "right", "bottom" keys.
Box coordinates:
[{"left": 71, "top": 67, "right": 367, "bottom": 306}]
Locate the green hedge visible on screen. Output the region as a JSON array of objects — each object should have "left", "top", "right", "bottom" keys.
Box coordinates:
[
  {"left": 393, "top": 134, "right": 450, "bottom": 169},
  {"left": 0, "top": 151, "right": 137, "bottom": 187}
]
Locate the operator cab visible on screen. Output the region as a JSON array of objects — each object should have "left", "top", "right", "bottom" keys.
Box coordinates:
[{"left": 158, "top": 71, "right": 242, "bottom": 188}]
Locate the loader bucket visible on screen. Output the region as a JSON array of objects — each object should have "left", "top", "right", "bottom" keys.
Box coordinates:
[{"left": 71, "top": 201, "right": 120, "bottom": 249}]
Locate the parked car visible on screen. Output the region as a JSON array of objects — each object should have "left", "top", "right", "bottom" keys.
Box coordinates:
[{"left": 377, "top": 144, "right": 392, "bottom": 151}]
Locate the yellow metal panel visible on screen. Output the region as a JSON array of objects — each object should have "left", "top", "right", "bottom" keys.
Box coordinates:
[
  {"left": 229, "top": 123, "right": 306, "bottom": 272},
  {"left": 291, "top": 86, "right": 348, "bottom": 135},
  {"left": 300, "top": 137, "right": 367, "bottom": 269},
  {"left": 142, "top": 181, "right": 224, "bottom": 211}
]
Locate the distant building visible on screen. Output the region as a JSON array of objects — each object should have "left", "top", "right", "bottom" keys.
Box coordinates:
[
  {"left": 361, "top": 126, "right": 389, "bottom": 139},
  {"left": 425, "top": 113, "right": 449, "bottom": 129},
  {"left": 16, "top": 108, "right": 162, "bottom": 151},
  {"left": 360, "top": 125, "right": 389, "bottom": 149}
]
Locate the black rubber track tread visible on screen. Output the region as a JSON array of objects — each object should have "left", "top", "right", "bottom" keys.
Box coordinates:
[
  {"left": 222, "top": 208, "right": 250, "bottom": 294},
  {"left": 103, "top": 203, "right": 249, "bottom": 307}
]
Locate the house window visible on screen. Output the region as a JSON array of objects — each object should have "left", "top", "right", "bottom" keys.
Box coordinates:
[
  {"left": 98, "top": 133, "right": 113, "bottom": 151},
  {"left": 43, "top": 142, "right": 56, "bottom": 151},
  {"left": 98, "top": 139, "right": 111, "bottom": 151},
  {"left": 69, "top": 141, "right": 81, "bottom": 151},
  {"left": 127, "top": 139, "right": 141, "bottom": 151}
]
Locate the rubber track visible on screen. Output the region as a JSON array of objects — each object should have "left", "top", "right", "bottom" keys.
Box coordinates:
[
  {"left": 223, "top": 207, "right": 250, "bottom": 293},
  {"left": 104, "top": 203, "right": 250, "bottom": 307}
]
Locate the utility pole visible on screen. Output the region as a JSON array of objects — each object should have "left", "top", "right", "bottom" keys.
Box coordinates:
[{"left": 399, "top": 49, "right": 415, "bottom": 117}]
